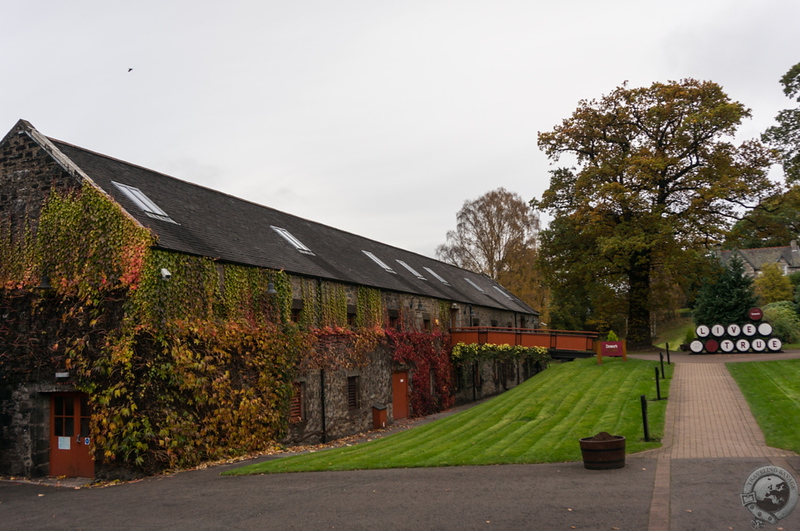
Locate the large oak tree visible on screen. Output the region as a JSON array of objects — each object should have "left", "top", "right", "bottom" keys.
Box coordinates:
[{"left": 534, "top": 79, "right": 777, "bottom": 348}]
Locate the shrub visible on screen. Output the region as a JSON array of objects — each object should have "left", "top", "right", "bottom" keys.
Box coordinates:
[{"left": 763, "top": 301, "right": 800, "bottom": 343}]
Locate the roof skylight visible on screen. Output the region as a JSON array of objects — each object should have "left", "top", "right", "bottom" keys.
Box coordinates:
[
  {"left": 493, "top": 285, "right": 513, "bottom": 299},
  {"left": 112, "top": 181, "right": 177, "bottom": 224},
  {"left": 362, "top": 251, "right": 396, "bottom": 274},
  {"left": 465, "top": 278, "right": 485, "bottom": 293},
  {"left": 271, "top": 226, "right": 314, "bottom": 255},
  {"left": 423, "top": 267, "right": 450, "bottom": 286},
  {"left": 396, "top": 260, "right": 426, "bottom": 280}
]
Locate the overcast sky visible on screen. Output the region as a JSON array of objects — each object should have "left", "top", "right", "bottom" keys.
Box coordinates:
[{"left": 3, "top": 1, "right": 798, "bottom": 257}]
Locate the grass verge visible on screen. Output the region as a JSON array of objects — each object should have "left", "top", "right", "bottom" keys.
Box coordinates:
[
  {"left": 654, "top": 317, "right": 693, "bottom": 351},
  {"left": 727, "top": 359, "right": 800, "bottom": 454},
  {"left": 224, "top": 357, "right": 672, "bottom": 475}
]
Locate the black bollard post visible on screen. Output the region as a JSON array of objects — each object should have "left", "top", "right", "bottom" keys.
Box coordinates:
[
  {"left": 659, "top": 352, "right": 665, "bottom": 379},
  {"left": 666, "top": 343, "right": 671, "bottom": 365},
  {"left": 655, "top": 366, "right": 661, "bottom": 400},
  {"left": 641, "top": 395, "right": 650, "bottom": 442}
]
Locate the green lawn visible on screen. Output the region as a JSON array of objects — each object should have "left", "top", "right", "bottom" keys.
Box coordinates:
[
  {"left": 225, "top": 357, "right": 672, "bottom": 475},
  {"left": 727, "top": 359, "right": 800, "bottom": 453},
  {"left": 654, "top": 317, "right": 693, "bottom": 351}
]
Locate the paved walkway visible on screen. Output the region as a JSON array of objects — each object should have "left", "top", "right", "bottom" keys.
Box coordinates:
[
  {"left": 629, "top": 352, "right": 800, "bottom": 531},
  {"left": 656, "top": 362, "right": 793, "bottom": 459}
]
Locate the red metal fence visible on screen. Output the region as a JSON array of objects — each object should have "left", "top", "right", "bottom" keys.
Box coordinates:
[{"left": 449, "top": 327, "right": 599, "bottom": 356}]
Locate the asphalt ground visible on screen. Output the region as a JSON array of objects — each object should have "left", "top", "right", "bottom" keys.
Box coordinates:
[
  {"left": 2, "top": 458, "right": 658, "bottom": 530},
  {"left": 3, "top": 350, "right": 800, "bottom": 530}
]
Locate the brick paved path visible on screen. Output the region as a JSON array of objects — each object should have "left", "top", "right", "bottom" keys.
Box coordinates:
[
  {"left": 641, "top": 357, "right": 798, "bottom": 531},
  {"left": 657, "top": 362, "right": 793, "bottom": 459}
]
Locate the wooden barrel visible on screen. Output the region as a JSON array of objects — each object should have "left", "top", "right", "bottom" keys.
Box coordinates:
[
  {"left": 579, "top": 435, "right": 626, "bottom": 469},
  {"left": 768, "top": 338, "right": 783, "bottom": 352},
  {"left": 721, "top": 339, "right": 735, "bottom": 352}
]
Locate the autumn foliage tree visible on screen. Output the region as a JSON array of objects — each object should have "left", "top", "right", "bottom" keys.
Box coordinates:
[
  {"left": 534, "top": 79, "right": 777, "bottom": 348},
  {"left": 436, "top": 188, "right": 546, "bottom": 318},
  {"left": 755, "top": 262, "right": 794, "bottom": 305}
]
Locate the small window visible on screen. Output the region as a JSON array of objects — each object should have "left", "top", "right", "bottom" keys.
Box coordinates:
[
  {"left": 347, "top": 376, "right": 360, "bottom": 410},
  {"left": 290, "top": 382, "right": 305, "bottom": 423},
  {"left": 112, "top": 181, "right": 177, "bottom": 224},
  {"left": 272, "top": 226, "right": 314, "bottom": 255},
  {"left": 423, "top": 267, "right": 450, "bottom": 286},
  {"left": 363, "top": 251, "right": 396, "bottom": 274},
  {"left": 291, "top": 299, "right": 303, "bottom": 323},
  {"left": 396, "top": 260, "right": 426, "bottom": 280},
  {"left": 465, "top": 278, "right": 485, "bottom": 293}
]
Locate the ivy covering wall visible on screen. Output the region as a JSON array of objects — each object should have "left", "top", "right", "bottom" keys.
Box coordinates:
[
  {"left": 0, "top": 183, "right": 316, "bottom": 474},
  {"left": 0, "top": 181, "right": 484, "bottom": 475}
]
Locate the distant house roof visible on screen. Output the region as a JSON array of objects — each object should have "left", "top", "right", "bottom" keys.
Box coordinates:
[
  {"left": 719, "top": 241, "right": 800, "bottom": 276},
  {"left": 10, "top": 120, "right": 537, "bottom": 316}
]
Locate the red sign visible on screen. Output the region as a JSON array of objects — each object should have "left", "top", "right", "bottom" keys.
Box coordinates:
[
  {"left": 600, "top": 341, "right": 624, "bottom": 357},
  {"left": 748, "top": 307, "right": 763, "bottom": 321}
]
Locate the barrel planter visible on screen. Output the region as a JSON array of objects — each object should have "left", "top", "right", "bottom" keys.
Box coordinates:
[{"left": 579, "top": 433, "right": 626, "bottom": 470}]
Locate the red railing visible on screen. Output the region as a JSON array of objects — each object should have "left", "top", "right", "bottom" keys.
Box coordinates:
[{"left": 449, "top": 327, "right": 599, "bottom": 354}]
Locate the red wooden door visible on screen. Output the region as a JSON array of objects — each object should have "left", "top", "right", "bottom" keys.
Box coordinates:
[
  {"left": 50, "top": 393, "right": 94, "bottom": 478},
  {"left": 392, "top": 371, "right": 409, "bottom": 420}
]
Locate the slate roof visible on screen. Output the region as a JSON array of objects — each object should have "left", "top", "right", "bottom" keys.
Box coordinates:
[
  {"left": 719, "top": 243, "right": 800, "bottom": 274},
  {"left": 14, "top": 120, "right": 537, "bottom": 316}
]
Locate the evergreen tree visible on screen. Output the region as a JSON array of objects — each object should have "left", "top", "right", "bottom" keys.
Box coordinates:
[{"left": 693, "top": 255, "right": 757, "bottom": 325}]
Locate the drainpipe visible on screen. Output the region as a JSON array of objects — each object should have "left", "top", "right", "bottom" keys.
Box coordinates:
[
  {"left": 472, "top": 362, "right": 477, "bottom": 401},
  {"left": 316, "top": 277, "right": 327, "bottom": 444},
  {"left": 320, "top": 368, "right": 327, "bottom": 444}
]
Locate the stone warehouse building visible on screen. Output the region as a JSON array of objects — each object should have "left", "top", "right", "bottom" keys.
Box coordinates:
[{"left": 0, "top": 120, "right": 543, "bottom": 479}]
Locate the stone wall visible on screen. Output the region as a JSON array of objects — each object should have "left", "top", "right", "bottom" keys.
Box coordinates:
[
  {"left": 0, "top": 123, "right": 81, "bottom": 238},
  {"left": 451, "top": 358, "right": 546, "bottom": 406},
  {"left": 286, "top": 346, "right": 399, "bottom": 445},
  {"left": 0, "top": 382, "right": 63, "bottom": 477}
]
